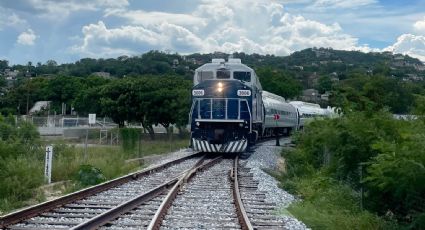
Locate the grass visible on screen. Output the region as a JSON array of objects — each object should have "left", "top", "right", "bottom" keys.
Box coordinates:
[
  {"left": 51, "top": 144, "right": 140, "bottom": 183},
  {"left": 135, "top": 138, "right": 189, "bottom": 156},
  {"left": 280, "top": 172, "right": 397, "bottom": 230},
  {"left": 0, "top": 137, "right": 189, "bottom": 214},
  {"left": 0, "top": 155, "right": 45, "bottom": 213},
  {"left": 276, "top": 148, "right": 398, "bottom": 230}
]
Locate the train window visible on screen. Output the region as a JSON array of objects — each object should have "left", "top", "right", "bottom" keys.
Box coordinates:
[
  {"left": 234, "top": 71, "right": 251, "bottom": 82},
  {"left": 198, "top": 71, "right": 213, "bottom": 82},
  {"left": 217, "top": 69, "right": 230, "bottom": 79}
]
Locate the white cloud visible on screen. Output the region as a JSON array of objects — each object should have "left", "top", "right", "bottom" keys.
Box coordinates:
[
  {"left": 104, "top": 9, "right": 207, "bottom": 29},
  {"left": 385, "top": 34, "right": 425, "bottom": 61},
  {"left": 73, "top": 0, "right": 374, "bottom": 58},
  {"left": 96, "top": 0, "right": 128, "bottom": 8},
  {"left": 71, "top": 21, "right": 162, "bottom": 57},
  {"left": 383, "top": 17, "right": 425, "bottom": 62},
  {"left": 213, "top": 13, "right": 369, "bottom": 55},
  {"left": 17, "top": 29, "right": 37, "bottom": 46},
  {"left": 311, "top": 0, "right": 377, "bottom": 9},
  {"left": 0, "top": 0, "right": 129, "bottom": 19},
  {"left": 0, "top": 9, "right": 27, "bottom": 30},
  {"left": 71, "top": 20, "right": 210, "bottom": 57},
  {"left": 414, "top": 17, "right": 425, "bottom": 35}
]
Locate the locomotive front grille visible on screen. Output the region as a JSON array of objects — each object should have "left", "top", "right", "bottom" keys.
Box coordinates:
[
  {"left": 194, "top": 98, "right": 250, "bottom": 121},
  {"left": 212, "top": 100, "right": 225, "bottom": 119}
]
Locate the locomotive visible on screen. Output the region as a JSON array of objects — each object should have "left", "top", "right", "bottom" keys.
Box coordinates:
[{"left": 189, "top": 58, "right": 299, "bottom": 153}]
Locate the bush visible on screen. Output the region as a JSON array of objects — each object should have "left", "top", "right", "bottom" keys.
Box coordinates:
[
  {"left": 0, "top": 134, "right": 187, "bottom": 214},
  {"left": 364, "top": 135, "right": 425, "bottom": 224},
  {"left": 0, "top": 155, "right": 44, "bottom": 211},
  {"left": 16, "top": 121, "right": 40, "bottom": 145},
  {"left": 281, "top": 168, "right": 395, "bottom": 229},
  {"left": 51, "top": 143, "right": 82, "bottom": 182},
  {"left": 76, "top": 165, "right": 106, "bottom": 186},
  {"left": 0, "top": 115, "right": 44, "bottom": 212},
  {"left": 284, "top": 110, "right": 425, "bottom": 228},
  {"left": 120, "top": 128, "right": 140, "bottom": 152}
]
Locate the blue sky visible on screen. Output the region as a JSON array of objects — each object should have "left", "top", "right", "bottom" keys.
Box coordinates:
[{"left": 0, "top": 0, "right": 424, "bottom": 64}]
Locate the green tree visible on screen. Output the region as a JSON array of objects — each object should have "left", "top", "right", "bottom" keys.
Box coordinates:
[
  {"left": 3, "top": 78, "right": 49, "bottom": 114},
  {"left": 0, "top": 77, "right": 6, "bottom": 88},
  {"left": 257, "top": 67, "right": 302, "bottom": 99},
  {"left": 363, "top": 76, "right": 413, "bottom": 113},
  {"left": 99, "top": 79, "right": 136, "bottom": 127},
  {"left": 47, "top": 76, "right": 84, "bottom": 113},
  {"left": 0, "top": 60, "right": 8, "bottom": 71},
  {"left": 331, "top": 74, "right": 415, "bottom": 114},
  {"left": 317, "top": 75, "right": 333, "bottom": 93},
  {"left": 143, "top": 77, "right": 191, "bottom": 131},
  {"left": 289, "top": 110, "right": 425, "bottom": 227}
]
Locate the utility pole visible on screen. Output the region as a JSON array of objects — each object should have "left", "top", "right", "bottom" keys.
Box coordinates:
[
  {"left": 26, "top": 88, "right": 29, "bottom": 115},
  {"left": 359, "top": 164, "right": 364, "bottom": 210},
  {"left": 138, "top": 128, "right": 142, "bottom": 157}
]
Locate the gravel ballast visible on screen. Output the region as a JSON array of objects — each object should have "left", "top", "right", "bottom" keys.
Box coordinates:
[{"left": 241, "top": 138, "right": 309, "bottom": 230}]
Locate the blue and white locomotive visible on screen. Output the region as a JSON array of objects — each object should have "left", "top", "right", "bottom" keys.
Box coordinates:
[{"left": 189, "top": 58, "right": 297, "bottom": 153}]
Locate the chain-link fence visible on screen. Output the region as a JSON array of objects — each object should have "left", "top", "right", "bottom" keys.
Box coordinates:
[
  {"left": 17, "top": 115, "right": 188, "bottom": 138},
  {"left": 21, "top": 116, "right": 117, "bottom": 128}
]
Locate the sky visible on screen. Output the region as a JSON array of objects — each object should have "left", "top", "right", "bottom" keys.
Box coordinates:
[{"left": 0, "top": 0, "right": 425, "bottom": 65}]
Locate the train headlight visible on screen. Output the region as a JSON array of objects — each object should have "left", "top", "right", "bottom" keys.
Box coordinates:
[
  {"left": 196, "top": 122, "right": 200, "bottom": 126},
  {"left": 217, "top": 82, "right": 223, "bottom": 92},
  {"left": 239, "top": 123, "right": 243, "bottom": 127}
]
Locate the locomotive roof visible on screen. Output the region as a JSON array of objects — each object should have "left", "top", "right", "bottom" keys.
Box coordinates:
[
  {"left": 289, "top": 101, "right": 325, "bottom": 115},
  {"left": 263, "top": 92, "right": 296, "bottom": 113},
  {"left": 289, "top": 101, "right": 321, "bottom": 108},
  {"left": 193, "top": 59, "right": 262, "bottom": 90},
  {"left": 262, "top": 91, "right": 285, "bottom": 102},
  {"left": 195, "top": 62, "right": 254, "bottom": 72}
]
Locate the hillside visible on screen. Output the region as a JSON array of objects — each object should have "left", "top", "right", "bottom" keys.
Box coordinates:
[
  {"left": 1, "top": 49, "right": 424, "bottom": 81},
  {"left": 1, "top": 49, "right": 425, "bottom": 115}
]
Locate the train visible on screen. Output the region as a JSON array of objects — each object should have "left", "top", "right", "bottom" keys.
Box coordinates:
[
  {"left": 189, "top": 58, "right": 334, "bottom": 153},
  {"left": 289, "top": 101, "right": 336, "bottom": 129}
]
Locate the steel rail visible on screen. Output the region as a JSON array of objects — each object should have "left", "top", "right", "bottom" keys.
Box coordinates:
[
  {"left": 70, "top": 155, "right": 207, "bottom": 230},
  {"left": 0, "top": 151, "right": 203, "bottom": 228},
  {"left": 70, "top": 178, "right": 177, "bottom": 230},
  {"left": 231, "top": 155, "right": 254, "bottom": 230},
  {"left": 147, "top": 155, "right": 223, "bottom": 230}
]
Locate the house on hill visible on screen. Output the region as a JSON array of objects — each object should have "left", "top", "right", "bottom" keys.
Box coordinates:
[
  {"left": 301, "top": 89, "right": 320, "bottom": 102},
  {"left": 92, "top": 72, "right": 111, "bottom": 78},
  {"left": 29, "top": 101, "right": 51, "bottom": 115}
]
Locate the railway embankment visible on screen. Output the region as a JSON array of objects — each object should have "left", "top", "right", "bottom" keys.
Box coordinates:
[
  {"left": 241, "top": 139, "right": 308, "bottom": 229},
  {"left": 0, "top": 116, "right": 190, "bottom": 215},
  {"left": 277, "top": 110, "right": 424, "bottom": 229}
]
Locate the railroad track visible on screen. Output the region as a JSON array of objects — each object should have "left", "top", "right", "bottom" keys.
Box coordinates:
[
  {"left": 238, "top": 160, "right": 288, "bottom": 229},
  {"left": 0, "top": 152, "right": 205, "bottom": 229},
  {"left": 2, "top": 150, "right": 292, "bottom": 230},
  {"left": 148, "top": 156, "right": 239, "bottom": 230},
  {"left": 145, "top": 154, "right": 287, "bottom": 230}
]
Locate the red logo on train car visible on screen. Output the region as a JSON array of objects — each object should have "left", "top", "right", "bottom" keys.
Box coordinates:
[{"left": 274, "top": 114, "right": 280, "bottom": 120}]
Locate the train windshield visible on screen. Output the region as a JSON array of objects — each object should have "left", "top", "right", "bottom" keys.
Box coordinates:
[
  {"left": 234, "top": 71, "right": 251, "bottom": 82},
  {"left": 217, "top": 69, "right": 230, "bottom": 79},
  {"left": 197, "top": 71, "right": 213, "bottom": 82}
]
